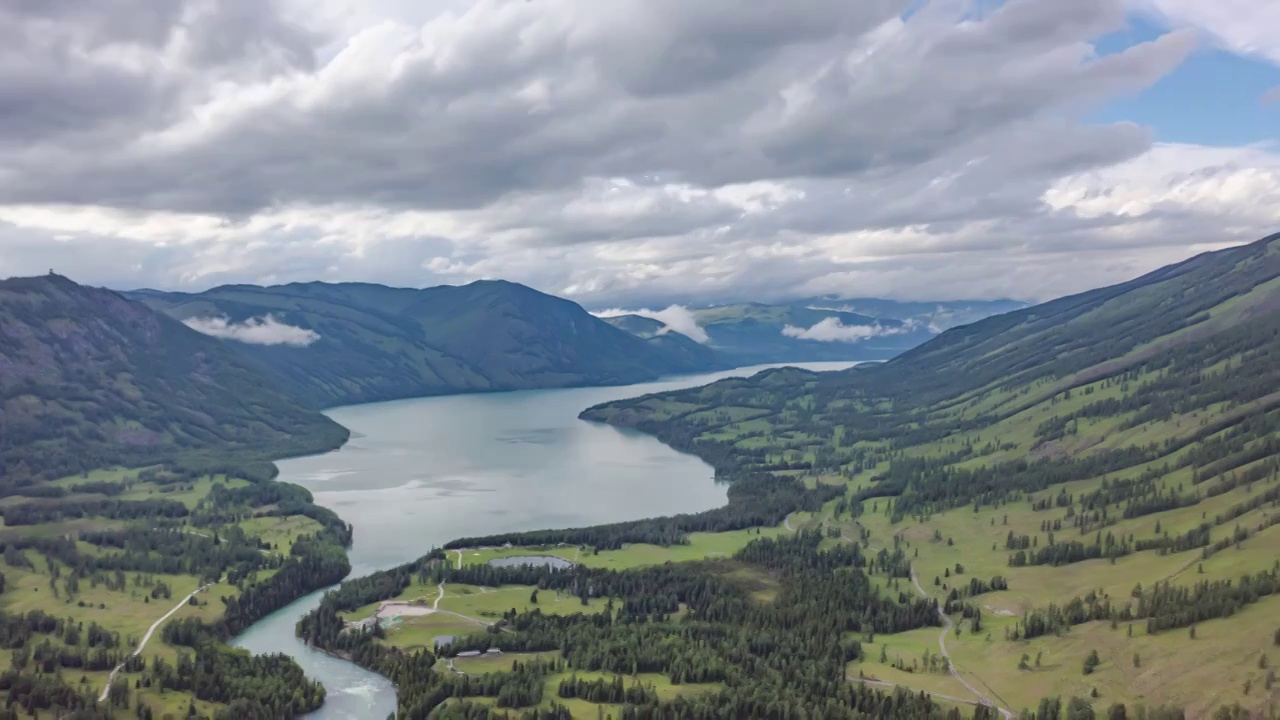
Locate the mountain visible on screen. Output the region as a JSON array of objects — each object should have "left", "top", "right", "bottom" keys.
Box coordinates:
[
  {"left": 690, "top": 302, "right": 935, "bottom": 364},
  {"left": 0, "top": 274, "right": 347, "bottom": 484},
  {"left": 131, "top": 280, "right": 725, "bottom": 407},
  {"left": 602, "top": 302, "right": 940, "bottom": 366},
  {"left": 601, "top": 300, "right": 1018, "bottom": 368},
  {"left": 599, "top": 313, "right": 724, "bottom": 370},
  {"left": 580, "top": 233, "right": 1280, "bottom": 715},
  {"left": 794, "top": 297, "right": 1028, "bottom": 331}
]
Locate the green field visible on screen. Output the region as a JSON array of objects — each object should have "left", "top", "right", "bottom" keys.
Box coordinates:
[
  {"left": 570, "top": 241, "right": 1280, "bottom": 717},
  {"left": 459, "top": 525, "right": 791, "bottom": 572},
  {"left": 0, "top": 467, "right": 347, "bottom": 717}
]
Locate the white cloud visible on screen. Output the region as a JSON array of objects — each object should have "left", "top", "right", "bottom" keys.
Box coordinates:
[
  {"left": 0, "top": 0, "right": 1273, "bottom": 308},
  {"left": 782, "top": 317, "right": 905, "bottom": 342},
  {"left": 1133, "top": 0, "right": 1280, "bottom": 65},
  {"left": 1044, "top": 143, "right": 1280, "bottom": 224},
  {"left": 184, "top": 315, "right": 320, "bottom": 346},
  {"left": 594, "top": 305, "right": 709, "bottom": 343}
]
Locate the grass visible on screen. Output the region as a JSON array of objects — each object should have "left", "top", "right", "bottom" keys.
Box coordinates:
[
  {"left": 459, "top": 525, "right": 790, "bottom": 572},
  {"left": 944, "top": 594, "right": 1280, "bottom": 716},
  {"left": 379, "top": 612, "right": 490, "bottom": 652},
  {"left": 0, "top": 466, "right": 335, "bottom": 715},
  {"left": 846, "top": 626, "right": 976, "bottom": 701},
  {"left": 0, "top": 559, "right": 204, "bottom": 649},
  {"left": 443, "top": 670, "right": 723, "bottom": 718},
  {"left": 851, "top": 471, "right": 1280, "bottom": 716},
  {"left": 450, "top": 651, "right": 560, "bottom": 674},
  {"left": 238, "top": 514, "right": 324, "bottom": 553},
  {"left": 440, "top": 584, "right": 612, "bottom": 620},
  {"left": 119, "top": 475, "right": 251, "bottom": 508}
]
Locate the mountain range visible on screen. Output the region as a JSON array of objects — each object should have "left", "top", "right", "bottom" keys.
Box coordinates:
[
  {"left": 579, "top": 233, "right": 1280, "bottom": 716},
  {"left": 599, "top": 299, "right": 1025, "bottom": 366},
  {"left": 129, "top": 280, "right": 728, "bottom": 408},
  {"left": 0, "top": 275, "right": 347, "bottom": 484},
  {"left": 133, "top": 281, "right": 1015, "bottom": 407}
]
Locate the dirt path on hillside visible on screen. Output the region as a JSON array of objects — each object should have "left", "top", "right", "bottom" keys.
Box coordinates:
[
  {"left": 98, "top": 585, "right": 209, "bottom": 703},
  {"left": 909, "top": 566, "right": 1013, "bottom": 719}
]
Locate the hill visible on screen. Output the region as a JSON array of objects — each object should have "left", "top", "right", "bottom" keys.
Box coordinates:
[
  {"left": 602, "top": 301, "right": 955, "bottom": 367},
  {"left": 686, "top": 303, "right": 934, "bottom": 364},
  {"left": 0, "top": 274, "right": 347, "bottom": 485},
  {"left": 795, "top": 297, "right": 1028, "bottom": 332},
  {"left": 579, "top": 233, "right": 1280, "bottom": 715},
  {"left": 132, "top": 280, "right": 726, "bottom": 407}
]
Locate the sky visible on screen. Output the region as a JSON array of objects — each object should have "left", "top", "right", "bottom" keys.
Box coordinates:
[{"left": 0, "top": 0, "right": 1277, "bottom": 307}]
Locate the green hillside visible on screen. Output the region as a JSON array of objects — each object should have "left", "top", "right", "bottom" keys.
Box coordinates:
[
  {"left": 0, "top": 274, "right": 357, "bottom": 718},
  {"left": 577, "top": 233, "right": 1280, "bottom": 715},
  {"left": 133, "top": 280, "right": 725, "bottom": 407},
  {"left": 0, "top": 274, "right": 347, "bottom": 485}
]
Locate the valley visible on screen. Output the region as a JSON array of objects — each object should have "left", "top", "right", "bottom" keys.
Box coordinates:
[
  {"left": 299, "top": 235, "right": 1278, "bottom": 719},
  {"left": 0, "top": 236, "right": 1275, "bottom": 719}
]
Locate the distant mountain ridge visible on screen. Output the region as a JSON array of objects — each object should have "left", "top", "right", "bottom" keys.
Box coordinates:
[
  {"left": 600, "top": 301, "right": 965, "bottom": 366},
  {"left": 135, "top": 280, "right": 1020, "bottom": 408},
  {"left": 793, "top": 297, "right": 1028, "bottom": 331},
  {"left": 130, "top": 279, "right": 728, "bottom": 408},
  {"left": 0, "top": 274, "right": 347, "bottom": 484}
]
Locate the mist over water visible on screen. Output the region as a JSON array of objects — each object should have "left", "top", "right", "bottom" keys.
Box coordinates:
[{"left": 233, "top": 363, "right": 854, "bottom": 719}]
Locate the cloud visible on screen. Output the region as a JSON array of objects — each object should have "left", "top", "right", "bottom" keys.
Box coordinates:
[
  {"left": 184, "top": 315, "right": 320, "bottom": 346},
  {"left": 0, "top": 0, "right": 1271, "bottom": 308},
  {"left": 594, "top": 305, "right": 709, "bottom": 343},
  {"left": 1133, "top": 0, "right": 1280, "bottom": 65},
  {"left": 782, "top": 317, "right": 907, "bottom": 342}
]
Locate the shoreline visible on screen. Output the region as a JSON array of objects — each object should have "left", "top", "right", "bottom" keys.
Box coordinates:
[{"left": 244, "top": 362, "right": 856, "bottom": 718}]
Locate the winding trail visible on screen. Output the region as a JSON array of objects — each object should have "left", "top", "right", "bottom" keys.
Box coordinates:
[
  {"left": 433, "top": 582, "right": 445, "bottom": 610},
  {"left": 908, "top": 566, "right": 1013, "bottom": 719},
  {"left": 784, "top": 515, "right": 795, "bottom": 532},
  {"left": 453, "top": 549, "right": 463, "bottom": 569},
  {"left": 98, "top": 585, "right": 209, "bottom": 703}
]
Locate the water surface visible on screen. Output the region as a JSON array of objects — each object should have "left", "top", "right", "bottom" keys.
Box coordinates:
[{"left": 233, "top": 362, "right": 854, "bottom": 718}]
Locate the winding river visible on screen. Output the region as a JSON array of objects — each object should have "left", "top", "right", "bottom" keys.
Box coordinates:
[{"left": 233, "top": 362, "right": 854, "bottom": 718}]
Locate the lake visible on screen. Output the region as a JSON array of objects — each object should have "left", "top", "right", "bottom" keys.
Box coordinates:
[{"left": 233, "top": 362, "right": 854, "bottom": 718}]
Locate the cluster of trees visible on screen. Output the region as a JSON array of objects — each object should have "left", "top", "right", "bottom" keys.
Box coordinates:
[
  {"left": 943, "top": 577, "right": 1008, "bottom": 614},
  {"left": 557, "top": 674, "right": 655, "bottom": 704},
  {"left": 1013, "top": 567, "right": 1279, "bottom": 639},
  {"left": 0, "top": 457, "right": 357, "bottom": 716},
  {"left": 445, "top": 473, "right": 840, "bottom": 550},
  {"left": 299, "top": 530, "right": 950, "bottom": 718},
  {"left": 148, "top": 619, "right": 326, "bottom": 717},
  {"left": 1006, "top": 524, "right": 1217, "bottom": 568},
  {"left": 1136, "top": 569, "right": 1279, "bottom": 634},
  {"left": 0, "top": 497, "right": 189, "bottom": 526}
]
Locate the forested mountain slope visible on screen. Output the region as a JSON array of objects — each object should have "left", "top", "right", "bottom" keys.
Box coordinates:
[
  {"left": 0, "top": 274, "right": 347, "bottom": 485},
  {"left": 580, "top": 233, "right": 1280, "bottom": 715},
  {"left": 589, "top": 233, "right": 1279, "bottom": 462},
  {"left": 134, "top": 280, "right": 725, "bottom": 407}
]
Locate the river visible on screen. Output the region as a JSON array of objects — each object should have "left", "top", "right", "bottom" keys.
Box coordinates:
[{"left": 232, "top": 362, "right": 854, "bottom": 719}]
